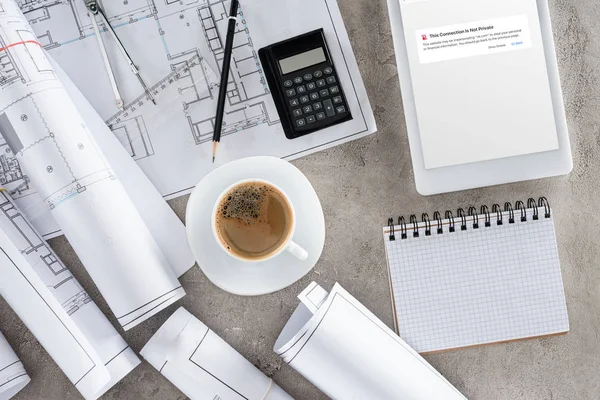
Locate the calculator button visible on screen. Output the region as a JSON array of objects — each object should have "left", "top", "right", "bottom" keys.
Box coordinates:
[
  {"left": 326, "top": 76, "right": 336, "bottom": 84},
  {"left": 316, "top": 79, "right": 326, "bottom": 87},
  {"left": 289, "top": 98, "right": 300, "bottom": 107},
  {"left": 292, "top": 108, "right": 303, "bottom": 117},
  {"left": 336, "top": 105, "right": 347, "bottom": 114},
  {"left": 300, "top": 95, "right": 309, "bottom": 104},
  {"left": 313, "top": 102, "right": 323, "bottom": 110},
  {"left": 303, "top": 105, "right": 313, "bottom": 113},
  {"left": 324, "top": 67, "right": 333, "bottom": 74},
  {"left": 286, "top": 88, "right": 296, "bottom": 97},
  {"left": 323, "top": 99, "right": 335, "bottom": 117},
  {"left": 316, "top": 112, "right": 326, "bottom": 120},
  {"left": 306, "top": 82, "right": 316, "bottom": 91},
  {"left": 319, "top": 89, "right": 329, "bottom": 97},
  {"left": 293, "top": 76, "right": 303, "bottom": 84},
  {"left": 309, "top": 92, "right": 319, "bottom": 101},
  {"left": 296, "top": 118, "right": 306, "bottom": 127},
  {"left": 306, "top": 115, "right": 316, "bottom": 124},
  {"left": 314, "top": 70, "right": 323, "bottom": 78},
  {"left": 284, "top": 80, "right": 293, "bottom": 88},
  {"left": 333, "top": 96, "right": 343, "bottom": 104},
  {"left": 297, "top": 85, "right": 306, "bottom": 94},
  {"left": 303, "top": 73, "right": 313, "bottom": 81},
  {"left": 330, "top": 85, "right": 340, "bottom": 94}
]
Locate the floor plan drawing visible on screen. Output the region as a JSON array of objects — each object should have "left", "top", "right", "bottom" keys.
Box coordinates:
[
  {"left": 111, "top": 115, "right": 155, "bottom": 160},
  {"left": 0, "top": 190, "right": 91, "bottom": 316},
  {"left": 102, "top": 0, "right": 278, "bottom": 146},
  {"left": 0, "top": 136, "right": 25, "bottom": 187},
  {"left": 3, "top": 0, "right": 375, "bottom": 240},
  {"left": 0, "top": 38, "right": 23, "bottom": 87}
]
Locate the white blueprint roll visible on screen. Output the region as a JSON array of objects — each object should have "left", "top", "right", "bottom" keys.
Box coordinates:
[
  {"left": 0, "top": 0, "right": 186, "bottom": 330},
  {"left": 0, "top": 331, "right": 29, "bottom": 400},
  {"left": 0, "top": 190, "right": 140, "bottom": 399},
  {"left": 274, "top": 282, "right": 468, "bottom": 400},
  {"left": 141, "top": 307, "right": 293, "bottom": 400}
]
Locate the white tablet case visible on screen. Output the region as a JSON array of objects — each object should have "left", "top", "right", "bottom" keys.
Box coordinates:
[{"left": 387, "top": 0, "right": 572, "bottom": 195}]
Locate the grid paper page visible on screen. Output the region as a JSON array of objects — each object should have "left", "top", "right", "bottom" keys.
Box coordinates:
[{"left": 383, "top": 208, "right": 569, "bottom": 353}]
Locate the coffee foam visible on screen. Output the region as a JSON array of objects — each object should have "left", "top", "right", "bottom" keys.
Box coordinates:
[{"left": 218, "top": 184, "right": 273, "bottom": 227}]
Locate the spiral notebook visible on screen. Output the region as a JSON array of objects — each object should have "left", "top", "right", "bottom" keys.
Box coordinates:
[{"left": 383, "top": 198, "right": 569, "bottom": 354}]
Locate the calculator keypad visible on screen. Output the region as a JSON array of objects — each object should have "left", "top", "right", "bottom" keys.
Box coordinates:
[{"left": 280, "top": 64, "right": 350, "bottom": 132}]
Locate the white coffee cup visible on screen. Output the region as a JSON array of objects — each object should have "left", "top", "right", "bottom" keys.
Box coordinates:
[{"left": 211, "top": 178, "right": 308, "bottom": 262}]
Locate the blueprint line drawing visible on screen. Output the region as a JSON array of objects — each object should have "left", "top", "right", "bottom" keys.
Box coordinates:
[
  {"left": 110, "top": 116, "right": 154, "bottom": 160},
  {"left": 141, "top": 307, "right": 293, "bottom": 400},
  {"left": 8, "top": 0, "right": 375, "bottom": 239},
  {"left": 102, "top": 1, "right": 277, "bottom": 146},
  {"left": 0, "top": 0, "right": 189, "bottom": 335},
  {"left": 0, "top": 189, "right": 91, "bottom": 316},
  {"left": 0, "top": 186, "right": 140, "bottom": 399}
]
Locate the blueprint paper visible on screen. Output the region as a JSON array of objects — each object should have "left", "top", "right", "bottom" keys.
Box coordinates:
[
  {"left": 274, "top": 282, "right": 467, "bottom": 400},
  {"left": 1, "top": 0, "right": 377, "bottom": 239},
  {"left": 0, "top": 330, "right": 29, "bottom": 400},
  {"left": 6, "top": 58, "right": 197, "bottom": 278},
  {"left": 0, "top": 7, "right": 196, "bottom": 277},
  {"left": 53, "top": 59, "right": 195, "bottom": 278},
  {"left": 0, "top": 227, "right": 109, "bottom": 399},
  {"left": 0, "top": 190, "right": 140, "bottom": 399},
  {"left": 141, "top": 307, "right": 293, "bottom": 400},
  {"left": 0, "top": 0, "right": 185, "bottom": 330}
]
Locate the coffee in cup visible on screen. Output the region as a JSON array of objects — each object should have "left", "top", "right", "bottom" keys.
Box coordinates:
[{"left": 214, "top": 180, "right": 295, "bottom": 261}]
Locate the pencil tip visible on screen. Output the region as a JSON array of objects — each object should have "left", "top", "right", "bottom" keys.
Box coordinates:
[
  {"left": 212, "top": 156, "right": 215, "bottom": 163},
  {"left": 152, "top": 99, "right": 157, "bottom": 105}
]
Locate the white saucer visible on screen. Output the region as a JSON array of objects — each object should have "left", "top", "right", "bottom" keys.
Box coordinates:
[{"left": 186, "top": 156, "right": 325, "bottom": 296}]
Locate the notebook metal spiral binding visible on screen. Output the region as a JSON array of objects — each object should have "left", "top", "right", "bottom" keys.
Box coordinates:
[
  {"left": 468, "top": 206, "right": 479, "bottom": 229},
  {"left": 422, "top": 213, "right": 432, "bottom": 236},
  {"left": 387, "top": 198, "right": 551, "bottom": 241},
  {"left": 457, "top": 208, "right": 467, "bottom": 231}
]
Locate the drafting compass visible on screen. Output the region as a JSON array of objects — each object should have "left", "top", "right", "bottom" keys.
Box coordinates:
[{"left": 85, "top": 0, "right": 156, "bottom": 110}]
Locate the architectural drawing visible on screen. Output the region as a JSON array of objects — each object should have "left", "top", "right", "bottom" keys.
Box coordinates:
[
  {"left": 141, "top": 307, "right": 293, "bottom": 400},
  {"left": 0, "top": 189, "right": 91, "bottom": 316},
  {"left": 0, "top": 136, "right": 24, "bottom": 186},
  {"left": 102, "top": 0, "right": 277, "bottom": 145},
  {"left": 0, "top": 185, "right": 139, "bottom": 400},
  {"left": 109, "top": 116, "right": 154, "bottom": 160},
  {"left": 0, "top": 94, "right": 115, "bottom": 211},
  {"left": 0, "top": 37, "right": 23, "bottom": 87},
  {"left": 8, "top": 0, "right": 374, "bottom": 232},
  {"left": 17, "top": 0, "right": 275, "bottom": 147},
  {"left": 1, "top": 0, "right": 189, "bottom": 334}
]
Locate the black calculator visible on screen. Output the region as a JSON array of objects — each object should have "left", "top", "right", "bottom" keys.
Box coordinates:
[{"left": 259, "top": 29, "right": 352, "bottom": 139}]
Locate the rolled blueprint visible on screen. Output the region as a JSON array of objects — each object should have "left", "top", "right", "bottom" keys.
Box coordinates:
[
  {"left": 141, "top": 307, "right": 292, "bottom": 400},
  {"left": 274, "top": 282, "right": 467, "bottom": 400},
  {"left": 0, "top": 190, "right": 140, "bottom": 400},
  {"left": 0, "top": 330, "right": 29, "bottom": 400},
  {"left": 0, "top": 0, "right": 187, "bottom": 330}
]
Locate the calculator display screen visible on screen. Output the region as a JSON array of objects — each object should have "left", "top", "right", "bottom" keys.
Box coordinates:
[{"left": 279, "top": 48, "right": 326, "bottom": 75}]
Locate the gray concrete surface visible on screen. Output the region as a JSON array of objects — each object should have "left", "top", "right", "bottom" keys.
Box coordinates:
[{"left": 2, "top": 0, "right": 599, "bottom": 398}]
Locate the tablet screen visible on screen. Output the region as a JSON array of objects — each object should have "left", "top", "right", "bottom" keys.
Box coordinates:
[{"left": 400, "top": 0, "right": 559, "bottom": 169}]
